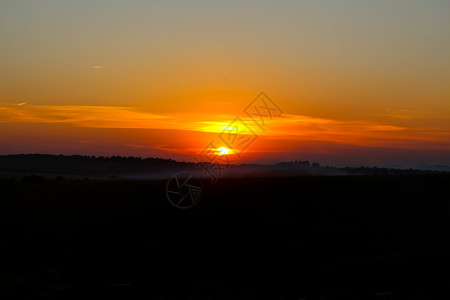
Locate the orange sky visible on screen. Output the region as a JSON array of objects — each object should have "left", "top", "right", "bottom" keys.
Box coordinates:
[
  {"left": 1, "top": 1, "right": 450, "bottom": 167},
  {"left": 1, "top": 99, "right": 450, "bottom": 167}
]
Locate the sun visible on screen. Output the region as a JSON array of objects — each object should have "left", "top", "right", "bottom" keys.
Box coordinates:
[{"left": 216, "top": 147, "right": 230, "bottom": 155}]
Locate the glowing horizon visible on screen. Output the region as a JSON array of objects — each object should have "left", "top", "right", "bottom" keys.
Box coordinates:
[{"left": 1, "top": 101, "right": 449, "bottom": 167}]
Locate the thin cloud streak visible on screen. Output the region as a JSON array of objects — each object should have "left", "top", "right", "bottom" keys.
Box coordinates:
[{"left": 1, "top": 103, "right": 449, "bottom": 151}]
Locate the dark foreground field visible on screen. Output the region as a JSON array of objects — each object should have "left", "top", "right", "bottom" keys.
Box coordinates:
[{"left": 1, "top": 175, "right": 450, "bottom": 299}]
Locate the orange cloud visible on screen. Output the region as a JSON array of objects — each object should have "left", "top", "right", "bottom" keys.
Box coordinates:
[{"left": 1, "top": 103, "right": 449, "bottom": 158}]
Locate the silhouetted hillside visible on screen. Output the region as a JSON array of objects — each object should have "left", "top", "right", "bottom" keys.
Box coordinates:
[
  {"left": 0, "top": 154, "right": 194, "bottom": 180},
  {"left": 0, "top": 154, "right": 446, "bottom": 182}
]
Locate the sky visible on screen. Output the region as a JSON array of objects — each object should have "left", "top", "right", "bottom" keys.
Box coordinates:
[{"left": 1, "top": 0, "right": 450, "bottom": 168}]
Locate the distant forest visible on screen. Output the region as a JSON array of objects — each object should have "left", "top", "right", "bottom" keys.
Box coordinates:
[
  {"left": 0, "top": 154, "right": 194, "bottom": 180},
  {"left": 0, "top": 154, "right": 447, "bottom": 182}
]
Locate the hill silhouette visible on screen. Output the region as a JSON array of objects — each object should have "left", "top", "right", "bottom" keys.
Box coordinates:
[{"left": 0, "top": 154, "right": 446, "bottom": 182}]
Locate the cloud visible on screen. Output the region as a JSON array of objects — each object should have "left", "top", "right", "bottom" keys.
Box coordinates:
[
  {"left": 377, "top": 109, "right": 449, "bottom": 120},
  {"left": 17, "top": 102, "right": 27, "bottom": 106},
  {"left": 92, "top": 65, "right": 104, "bottom": 69},
  {"left": 0, "top": 103, "right": 172, "bottom": 129},
  {"left": 0, "top": 103, "right": 449, "bottom": 151},
  {"left": 264, "top": 114, "right": 406, "bottom": 137}
]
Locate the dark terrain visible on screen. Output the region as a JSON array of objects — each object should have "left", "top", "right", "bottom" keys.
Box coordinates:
[
  {"left": 1, "top": 174, "right": 450, "bottom": 299},
  {"left": 1, "top": 154, "right": 446, "bottom": 181}
]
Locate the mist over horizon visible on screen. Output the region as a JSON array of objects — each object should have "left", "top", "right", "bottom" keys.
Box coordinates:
[
  {"left": 1, "top": 154, "right": 448, "bottom": 184},
  {"left": 2, "top": 151, "right": 450, "bottom": 171}
]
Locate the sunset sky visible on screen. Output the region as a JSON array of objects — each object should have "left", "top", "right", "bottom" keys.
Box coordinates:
[{"left": 1, "top": 0, "right": 450, "bottom": 167}]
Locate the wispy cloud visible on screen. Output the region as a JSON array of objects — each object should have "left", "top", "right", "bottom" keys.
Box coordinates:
[
  {"left": 1, "top": 103, "right": 449, "bottom": 150},
  {"left": 265, "top": 114, "right": 450, "bottom": 149},
  {"left": 0, "top": 103, "right": 171, "bottom": 129},
  {"left": 377, "top": 109, "right": 449, "bottom": 120}
]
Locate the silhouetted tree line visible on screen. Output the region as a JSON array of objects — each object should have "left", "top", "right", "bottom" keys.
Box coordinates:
[
  {"left": 0, "top": 154, "right": 195, "bottom": 176},
  {"left": 0, "top": 154, "right": 179, "bottom": 163},
  {"left": 0, "top": 154, "right": 447, "bottom": 181},
  {"left": 275, "top": 160, "right": 447, "bottom": 175}
]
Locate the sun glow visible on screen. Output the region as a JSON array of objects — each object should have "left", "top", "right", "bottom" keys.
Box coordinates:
[
  {"left": 198, "top": 121, "right": 238, "bottom": 134},
  {"left": 216, "top": 147, "right": 231, "bottom": 155}
]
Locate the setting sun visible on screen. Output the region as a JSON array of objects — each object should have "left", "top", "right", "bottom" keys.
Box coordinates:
[{"left": 216, "top": 147, "right": 231, "bottom": 156}]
